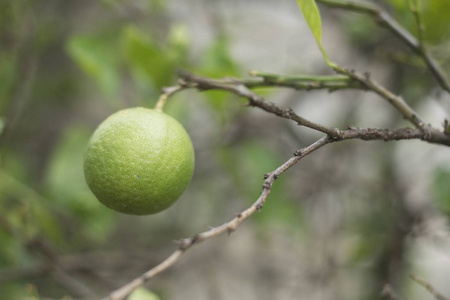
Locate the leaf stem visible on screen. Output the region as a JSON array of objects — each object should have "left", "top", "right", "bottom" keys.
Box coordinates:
[
  {"left": 154, "top": 85, "right": 184, "bottom": 112},
  {"left": 249, "top": 70, "right": 351, "bottom": 83},
  {"left": 154, "top": 94, "right": 167, "bottom": 112}
]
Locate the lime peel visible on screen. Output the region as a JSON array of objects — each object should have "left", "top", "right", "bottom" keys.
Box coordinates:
[{"left": 84, "top": 107, "right": 195, "bottom": 215}]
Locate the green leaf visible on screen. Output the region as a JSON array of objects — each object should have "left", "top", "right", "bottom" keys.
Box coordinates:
[
  {"left": 122, "top": 25, "right": 176, "bottom": 100},
  {"left": 198, "top": 36, "right": 241, "bottom": 117},
  {"left": 295, "top": 0, "right": 334, "bottom": 66},
  {"left": 67, "top": 34, "right": 120, "bottom": 100},
  {"left": 385, "top": 0, "right": 450, "bottom": 44},
  {"left": 44, "top": 124, "right": 115, "bottom": 242}
]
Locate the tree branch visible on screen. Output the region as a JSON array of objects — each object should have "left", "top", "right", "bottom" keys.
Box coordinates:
[
  {"left": 178, "top": 71, "right": 450, "bottom": 146},
  {"left": 101, "top": 136, "right": 331, "bottom": 300},
  {"left": 316, "top": 0, "right": 450, "bottom": 93},
  {"left": 179, "top": 70, "right": 342, "bottom": 139},
  {"left": 101, "top": 67, "right": 450, "bottom": 299},
  {"left": 332, "top": 65, "right": 428, "bottom": 128}
]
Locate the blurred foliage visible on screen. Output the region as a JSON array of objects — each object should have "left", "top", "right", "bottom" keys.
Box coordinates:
[
  {"left": 0, "top": 0, "right": 278, "bottom": 298},
  {"left": 385, "top": 0, "right": 450, "bottom": 44},
  {"left": 0, "top": 0, "right": 449, "bottom": 299},
  {"left": 343, "top": 0, "right": 450, "bottom": 102},
  {"left": 433, "top": 168, "right": 450, "bottom": 217}
]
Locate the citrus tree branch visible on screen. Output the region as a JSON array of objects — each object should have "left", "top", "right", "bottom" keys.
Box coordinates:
[
  {"left": 331, "top": 65, "right": 428, "bottom": 129},
  {"left": 316, "top": 0, "right": 450, "bottom": 93},
  {"left": 179, "top": 70, "right": 342, "bottom": 138},
  {"left": 183, "top": 69, "right": 432, "bottom": 132},
  {"left": 178, "top": 71, "right": 363, "bottom": 92},
  {"left": 101, "top": 135, "right": 331, "bottom": 300},
  {"left": 178, "top": 71, "right": 450, "bottom": 146},
  {"left": 101, "top": 69, "right": 450, "bottom": 299},
  {"left": 101, "top": 125, "right": 449, "bottom": 300}
]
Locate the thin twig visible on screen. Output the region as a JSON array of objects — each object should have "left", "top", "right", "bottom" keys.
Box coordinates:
[
  {"left": 410, "top": 275, "right": 450, "bottom": 300},
  {"left": 341, "top": 126, "right": 450, "bottom": 146},
  {"left": 247, "top": 70, "right": 363, "bottom": 91},
  {"left": 332, "top": 65, "right": 428, "bottom": 129},
  {"left": 101, "top": 136, "right": 331, "bottom": 300},
  {"left": 249, "top": 70, "right": 352, "bottom": 83},
  {"left": 409, "top": 0, "right": 425, "bottom": 48},
  {"left": 101, "top": 123, "right": 450, "bottom": 300},
  {"left": 154, "top": 85, "right": 184, "bottom": 111},
  {"left": 316, "top": 0, "right": 450, "bottom": 93},
  {"left": 178, "top": 71, "right": 450, "bottom": 146},
  {"left": 101, "top": 69, "right": 450, "bottom": 299},
  {"left": 179, "top": 70, "right": 342, "bottom": 139}
]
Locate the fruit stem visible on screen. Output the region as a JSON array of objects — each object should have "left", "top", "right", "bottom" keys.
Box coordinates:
[{"left": 155, "top": 94, "right": 168, "bottom": 112}]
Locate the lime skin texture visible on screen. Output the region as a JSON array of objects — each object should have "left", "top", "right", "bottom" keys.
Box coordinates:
[{"left": 84, "top": 107, "right": 195, "bottom": 215}]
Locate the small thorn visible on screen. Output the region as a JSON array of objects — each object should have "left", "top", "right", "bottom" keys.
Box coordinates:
[
  {"left": 293, "top": 150, "right": 303, "bottom": 156},
  {"left": 191, "top": 234, "right": 200, "bottom": 244}
]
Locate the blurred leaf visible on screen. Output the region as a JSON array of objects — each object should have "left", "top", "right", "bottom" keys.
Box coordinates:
[
  {"left": 0, "top": 53, "right": 17, "bottom": 113},
  {"left": 128, "top": 288, "right": 161, "bottom": 300},
  {"left": 167, "top": 24, "right": 190, "bottom": 65},
  {"left": 198, "top": 36, "right": 240, "bottom": 116},
  {"left": 433, "top": 168, "right": 450, "bottom": 216},
  {"left": 0, "top": 224, "right": 25, "bottom": 266},
  {"left": 122, "top": 25, "right": 176, "bottom": 101},
  {"left": 384, "top": 0, "right": 450, "bottom": 44},
  {"left": 343, "top": 14, "right": 382, "bottom": 46},
  {"left": 44, "top": 124, "right": 115, "bottom": 242},
  {"left": 67, "top": 33, "right": 120, "bottom": 100},
  {"left": 0, "top": 116, "right": 4, "bottom": 136},
  {"left": 0, "top": 150, "right": 30, "bottom": 182},
  {"left": 0, "top": 169, "right": 63, "bottom": 244},
  {"left": 296, "top": 0, "right": 332, "bottom": 65},
  {"left": 199, "top": 36, "right": 239, "bottom": 78}
]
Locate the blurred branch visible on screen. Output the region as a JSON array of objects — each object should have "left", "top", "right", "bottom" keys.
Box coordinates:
[
  {"left": 411, "top": 275, "right": 450, "bottom": 300},
  {"left": 101, "top": 136, "right": 331, "bottom": 300},
  {"left": 28, "top": 238, "right": 95, "bottom": 298},
  {"left": 381, "top": 284, "right": 403, "bottom": 300},
  {"left": 408, "top": 0, "right": 425, "bottom": 48},
  {"left": 316, "top": 0, "right": 450, "bottom": 93},
  {"left": 331, "top": 65, "right": 428, "bottom": 128}
]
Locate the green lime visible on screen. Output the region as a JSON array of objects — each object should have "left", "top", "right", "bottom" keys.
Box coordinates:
[{"left": 84, "top": 107, "right": 195, "bottom": 215}]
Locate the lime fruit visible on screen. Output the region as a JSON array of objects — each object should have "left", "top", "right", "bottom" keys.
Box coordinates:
[{"left": 84, "top": 107, "right": 195, "bottom": 215}]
